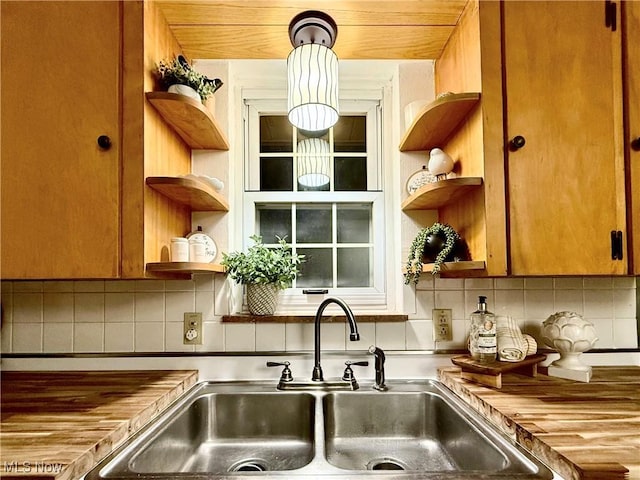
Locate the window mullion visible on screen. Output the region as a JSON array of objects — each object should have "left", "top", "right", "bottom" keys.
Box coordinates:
[{"left": 332, "top": 202, "right": 338, "bottom": 288}]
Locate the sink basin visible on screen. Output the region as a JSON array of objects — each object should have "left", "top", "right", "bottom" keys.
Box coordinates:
[
  {"left": 96, "top": 390, "right": 315, "bottom": 476},
  {"left": 324, "top": 391, "right": 518, "bottom": 472},
  {"left": 84, "top": 380, "right": 557, "bottom": 479}
]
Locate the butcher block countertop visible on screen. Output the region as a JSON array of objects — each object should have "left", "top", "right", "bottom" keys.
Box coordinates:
[
  {"left": 0, "top": 370, "right": 198, "bottom": 480},
  {"left": 438, "top": 366, "right": 640, "bottom": 480}
]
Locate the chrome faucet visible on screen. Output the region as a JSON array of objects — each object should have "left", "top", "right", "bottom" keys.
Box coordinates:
[
  {"left": 368, "top": 345, "right": 388, "bottom": 391},
  {"left": 312, "top": 297, "right": 360, "bottom": 381}
]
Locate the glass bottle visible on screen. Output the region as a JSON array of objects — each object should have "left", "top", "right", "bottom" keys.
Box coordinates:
[{"left": 469, "top": 295, "right": 497, "bottom": 363}]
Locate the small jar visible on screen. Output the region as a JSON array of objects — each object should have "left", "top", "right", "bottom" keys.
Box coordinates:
[
  {"left": 170, "top": 237, "right": 189, "bottom": 262},
  {"left": 189, "top": 237, "right": 207, "bottom": 263}
]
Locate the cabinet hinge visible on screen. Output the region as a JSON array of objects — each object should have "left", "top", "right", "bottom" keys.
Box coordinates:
[
  {"left": 605, "top": 0, "right": 617, "bottom": 31},
  {"left": 611, "top": 230, "right": 623, "bottom": 260}
]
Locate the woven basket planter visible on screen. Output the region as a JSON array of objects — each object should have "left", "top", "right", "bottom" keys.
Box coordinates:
[{"left": 246, "top": 283, "right": 279, "bottom": 315}]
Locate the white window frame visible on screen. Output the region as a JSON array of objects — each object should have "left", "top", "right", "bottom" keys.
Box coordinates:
[{"left": 241, "top": 95, "right": 389, "bottom": 313}]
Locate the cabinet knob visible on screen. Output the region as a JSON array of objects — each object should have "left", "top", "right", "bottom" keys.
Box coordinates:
[
  {"left": 97, "top": 135, "right": 112, "bottom": 150},
  {"left": 509, "top": 135, "right": 526, "bottom": 151},
  {"left": 631, "top": 137, "right": 640, "bottom": 152}
]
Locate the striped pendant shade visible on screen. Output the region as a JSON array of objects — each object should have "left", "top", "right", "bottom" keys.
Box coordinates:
[
  {"left": 287, "top": 43, "right": 339, "bottom": 132},
  {"left": 297, "top": 137, "right": 330, "bottom": 188}
]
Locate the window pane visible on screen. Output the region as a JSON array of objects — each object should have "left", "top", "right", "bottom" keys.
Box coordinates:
[
  {"left": 260, "top": 157, "right": 293, "bottom": 191},
  {"left": 296, "top": 248, "right": 332, "bottom": 288},
  {"left": 335, "top": 157, "right": 367, "bottom": 191},
  {"left": 257, "top": 206, "right": 292, "bottom": 243},
  {"left": 296, "top": 205, "right": 332, "bottom": 243},
  {"left": 337, "top": 248, "right": 371, "bottom": 287},
  {"left": 260, "top": 116, "right": 292, "bottom": 153},
  {"left": 334, "top": 116, "right": 366, "bottom": 152},
  {"left": 337, "top": 205, "right": 371, "bottom": 243}
]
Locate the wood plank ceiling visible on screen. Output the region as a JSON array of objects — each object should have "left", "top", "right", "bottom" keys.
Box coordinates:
[{"left": 153, "top": 0, "right": 468, "bottom": 60}]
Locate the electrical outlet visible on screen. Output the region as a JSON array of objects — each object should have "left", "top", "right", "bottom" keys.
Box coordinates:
[
  {"left": 432, "top": 308, "right": 453, "bottom": 342},
  {"left": 183, "top": 312, "right": 202, "bottom": 345}
]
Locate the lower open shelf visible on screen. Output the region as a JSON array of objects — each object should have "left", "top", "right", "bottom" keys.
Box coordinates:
[
  {"left": 146, "top": 262, "right": 225, "bottom": 275},
  {"left": 422, "top": 260, "right": 486, "bottom": 276}
]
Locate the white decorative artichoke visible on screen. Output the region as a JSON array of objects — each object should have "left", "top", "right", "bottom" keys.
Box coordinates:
[{"left": 542, "top": 311, "right": 598, "bottom": 353}]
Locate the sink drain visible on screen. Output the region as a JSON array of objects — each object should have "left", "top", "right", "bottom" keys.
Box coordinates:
[
  {"left": 367, "top": 458, "right": 406, "bottom": 470},
  {"left": 228, "top": 459, "right": 267, "bottom": 472}
]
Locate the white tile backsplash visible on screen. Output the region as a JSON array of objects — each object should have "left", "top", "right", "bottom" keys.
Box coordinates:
[
  {"left": 134, "top": 292, "right": 165, "bottom": 322},
  {"left": 73, "top": 323, "right": 104, "bottom": 352},
  {"left": 165, "top": 291, "right": 196, "bottom": 322},
  {"left": 43, "top": 293, "right": 73, "bottom": 322},
  {"left": 255, "top": 323, "right": 286, "bottom": 351},
  {"left": 104, "top": 322, "right": 134, "bottom": 352},
  {"left": 105, "top": 293, "right": 135, "bottom": 323},
  {"left": 1, "top": 275, "right": 637, "bottom": 353},
  {"left": 74, "top": 293, "right": 104, "bottom": 323},
  {"left": 224, "top": 324, "right": 255, "bottom": 351},
  {"left": 134, "top": 321, "right": 164, "bottom": 352},
  {"left": 375, "top": 322, "right": 406, "bottom": 350},
  {"left": 12, "top": 323, "right": 42, "bottom": 352},
  {"left": 43, "top": 323, "right": 73, "bottom": 352},
  {"left": 13, "top": 293, "right": 43, "bottom": 323}
]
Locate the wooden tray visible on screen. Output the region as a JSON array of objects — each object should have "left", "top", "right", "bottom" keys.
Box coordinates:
[{"left": 451, "top": 354, "right": 546, "bottom": 388}]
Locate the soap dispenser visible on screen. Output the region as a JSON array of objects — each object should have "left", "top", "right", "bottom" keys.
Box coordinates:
[{"left": 469, "top": 295, "right": 497, "bottom": 363}]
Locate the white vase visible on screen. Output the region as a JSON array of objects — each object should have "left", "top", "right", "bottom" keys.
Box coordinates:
[{"left": 168, "top": 84, "right": 201, "bottom": 103}]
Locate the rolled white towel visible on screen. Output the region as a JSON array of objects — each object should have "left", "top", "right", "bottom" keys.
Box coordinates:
[{"left": 496, "top": 316, "right": 527, "bottom": 362}]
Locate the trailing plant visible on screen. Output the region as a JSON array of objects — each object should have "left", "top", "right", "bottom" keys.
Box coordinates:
[
  {"left": 221, "top": 235, "right": 304, "bottom": 290},
  {"left": 156, "top": 55, "right": 222, "bottom": 101},
  {"left": 404, "top": 222, "right": 466, "bottom": 284}
]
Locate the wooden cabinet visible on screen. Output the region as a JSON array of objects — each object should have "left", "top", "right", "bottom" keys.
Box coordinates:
[
  {"left": 502, "top": 1, "right": 627, "bottom": 275},
  {"left": 434, "top": 0, "right": 636, "bottom": 276},
  {"left": 1, "top": 1, "right": 122, "bottom": 278},
  {"left": 1, "top": 1, "right": 229, "bottom": 279}
]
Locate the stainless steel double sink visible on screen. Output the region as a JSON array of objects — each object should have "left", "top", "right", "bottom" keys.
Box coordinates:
[{"left": 84, "top": 380, "right": 556, "bottom": 479}]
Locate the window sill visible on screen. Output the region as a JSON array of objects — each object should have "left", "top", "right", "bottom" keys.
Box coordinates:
[{"left": 222, "top": 314, "right": 408, "bottom": 323}]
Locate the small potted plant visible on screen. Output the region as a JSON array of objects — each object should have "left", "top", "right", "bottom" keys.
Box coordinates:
[
  {"left": 221, "top": 235, "right": 304, "bottom": 315},
  {"left": 155, "top": 55, "right": 222, "bottom": 103},
  {"left": 404, "top": 222, "right": 468, "bottom": 284}
]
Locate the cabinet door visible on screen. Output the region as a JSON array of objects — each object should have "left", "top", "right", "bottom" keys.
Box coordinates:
[
  {"left": 627, "top": 2, "right": 640, "bottom": 273},
  {"left": 1, "top": 1, "right": 121, "bottom": 278},
  {"left": 503, "top": 1, "right": 627, "bottom": 275}
]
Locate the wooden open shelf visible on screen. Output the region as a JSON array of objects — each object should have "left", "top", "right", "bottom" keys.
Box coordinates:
[
  {"left": 399, "top": 92, "right": 481, "bottom": 152},
  {"left": 422, "top": 261, "right": 486, "bottom": 275},
  {"left": 146, "top": 176, "right": 229, "bottom": 211},
  {"left": 146, "top": 92, "right": 229, "bottom": 150},
  {"left": 146, "top": 262, "right": 225, "bottom": 275},
  {"left": 402, "top": 177, "right": 482, "bottom": 210}
]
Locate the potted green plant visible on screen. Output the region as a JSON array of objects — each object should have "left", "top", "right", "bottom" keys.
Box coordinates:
[
  {"left": 404, "top": 222, "right": 468, "bottom": 284},
  {"left": 221, "top": 235, "right": 304, "bottom": 315},
  {"left": 155, "top": 55, "right": 222, "bottom": 103}
]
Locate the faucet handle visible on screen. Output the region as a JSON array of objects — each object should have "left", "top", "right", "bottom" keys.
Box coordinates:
[
  {"left": 266, "top": 361, "right": 293, "bottom": 382},
  {"left": 342, "top": 360, "right": 369, "bottom": 382}
]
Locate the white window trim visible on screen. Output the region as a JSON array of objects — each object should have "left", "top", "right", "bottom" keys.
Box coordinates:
[{"left": 228, "top": 63, "right": 401, "bottom": 315}]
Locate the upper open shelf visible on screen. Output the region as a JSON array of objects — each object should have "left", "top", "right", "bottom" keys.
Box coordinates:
[
  {"left": 146, "top": 176, "right": 229, "bottom": 211},
  {"left": 399, "top": 92, "right": 481, "bottom": 152},
  {"left": 146, "top": 92, "right": 230, "bottom": 150}
]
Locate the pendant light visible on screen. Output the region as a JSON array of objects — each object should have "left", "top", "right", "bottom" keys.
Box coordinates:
[{"left": 287, "top": 11, "right": 339, "bottom": 132}]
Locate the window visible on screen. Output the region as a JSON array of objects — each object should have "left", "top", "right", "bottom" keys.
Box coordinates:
[{"left": 241, "top": 95, "right": 389, "bottom": 311}]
